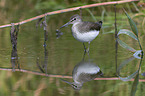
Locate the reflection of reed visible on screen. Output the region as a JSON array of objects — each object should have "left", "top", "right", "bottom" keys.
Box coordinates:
[
  {"left": 117, "top": 50, "right": 142, "bottom": 81},
  {"left": 36, "top": 17, "right": 48, "bottom": 74},
  {"left": 43, "top": 17, "right": 48, "bottom": 73},
  {"left": 10, "top": 23, "right": 20, "bottom": 71},
  {"left": 11, "top": 47, "right": 20, "bottom": 71},
  {"left": 43, "top": 46, "right": 48, "bottom": 73},
  {"left": 37, "top": 46, "right": 48, "bottom": 74}
]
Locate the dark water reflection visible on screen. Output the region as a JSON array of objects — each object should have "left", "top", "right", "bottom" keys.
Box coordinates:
[
  {"left": 0, "top": 13, "right": 145, "bottom": 96},
  {"left": 61, "top": 52, "right": 103, "bottom": 91},
  {"left": 10, "top": 24, "right": 20, "bottom": 71}
]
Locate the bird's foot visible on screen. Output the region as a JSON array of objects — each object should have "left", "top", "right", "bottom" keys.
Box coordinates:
[
  {"left": 84, "top": 48, "right": 89, "bottom": 56},
  {"left": 86, "top": 48, "right": 89, "bottom": 53}
]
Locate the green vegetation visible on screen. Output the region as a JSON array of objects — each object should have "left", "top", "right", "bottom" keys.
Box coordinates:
[{"left": 0, "top": 0, "right": 145, "bottom": 96}]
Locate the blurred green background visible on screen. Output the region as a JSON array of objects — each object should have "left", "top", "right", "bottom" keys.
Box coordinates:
[{"left": 0, "top": 0, "right": 145, "bottom": 96}]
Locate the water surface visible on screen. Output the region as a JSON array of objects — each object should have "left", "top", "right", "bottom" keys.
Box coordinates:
[{"left": 0, "top": 4, "right": 145, "bottom": 96}]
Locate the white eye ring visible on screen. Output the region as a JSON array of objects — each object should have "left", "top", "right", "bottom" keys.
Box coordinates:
[
  {"left": 73, "top": 18, "right": 76, "bottom": 20},
  {"left": 71, "top": 18, "right": 76, "bottom": 22}
]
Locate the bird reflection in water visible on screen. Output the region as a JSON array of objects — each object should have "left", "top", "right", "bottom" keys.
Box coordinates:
[{"left": 61, "top": 53, "right": 103, "bottom": 91}]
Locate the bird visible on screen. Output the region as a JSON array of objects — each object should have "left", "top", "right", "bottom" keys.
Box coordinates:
[
  {"left": 61, "top": 60, "right": 103, "bottom": 91},
  {"left": 59, "top": 14, "right": 103, "bottom": 53}
]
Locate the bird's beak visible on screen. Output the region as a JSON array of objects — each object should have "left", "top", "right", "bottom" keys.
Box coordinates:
[
  {"left": 60, "top": 79, "right": 72, "bottom": 85},
  {"left": 60, "top": 22, "right": 70, "bottom": 29}
]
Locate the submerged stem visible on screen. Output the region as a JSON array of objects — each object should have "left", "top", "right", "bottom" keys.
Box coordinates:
[{"left": 114, "top": 5, "right": 118, "bottom": 75}]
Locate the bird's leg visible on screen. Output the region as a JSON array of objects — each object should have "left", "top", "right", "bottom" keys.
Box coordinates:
[
  {"left": 87, "top": 42, "right": 90, "bottom": 53},
  {"left": 83, "top": 43, "right": 87, "bottom": 52},
  {"left": 83, "top": 42, "right": 90, "bottom": 57},
  {"left": 82, "top": 49, "right": 86, "bottom": 61},
  {"left": 87, "top": 42, "right": 90, "bottom": 56}
]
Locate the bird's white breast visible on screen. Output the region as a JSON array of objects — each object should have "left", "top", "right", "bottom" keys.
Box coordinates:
[
  {"left": 72, "top": 23, "right": 99, "bottom": 42},
  {"left": 73, "top": 63, "right": 100, "bottom": 83}
]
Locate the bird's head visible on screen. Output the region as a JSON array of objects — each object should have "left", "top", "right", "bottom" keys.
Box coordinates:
[
  {"left": 60, "top": 14, "right": 82, "bottom": 29},
  {"left": 61, "top": 79, "right": 83, "bottom": 91}
]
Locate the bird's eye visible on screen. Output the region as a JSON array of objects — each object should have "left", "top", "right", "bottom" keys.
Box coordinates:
[
  {"left": 71, "top": 18, "right": 76, "bottom": 22},
  {"left": 72, "top": 84, "right": 77, "bottom": 88},
  {"left": 74, "top": 85, "right": 77, "bottom": 88}
]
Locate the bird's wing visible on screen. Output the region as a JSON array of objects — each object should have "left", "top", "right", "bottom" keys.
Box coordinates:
[{"left": 78, "top": 22, "right": 102, "bottom": 33}]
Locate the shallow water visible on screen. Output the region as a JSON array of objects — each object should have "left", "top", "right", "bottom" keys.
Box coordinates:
[{"left": 0, "top": 6, "right": 145, "bottom": 96}]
